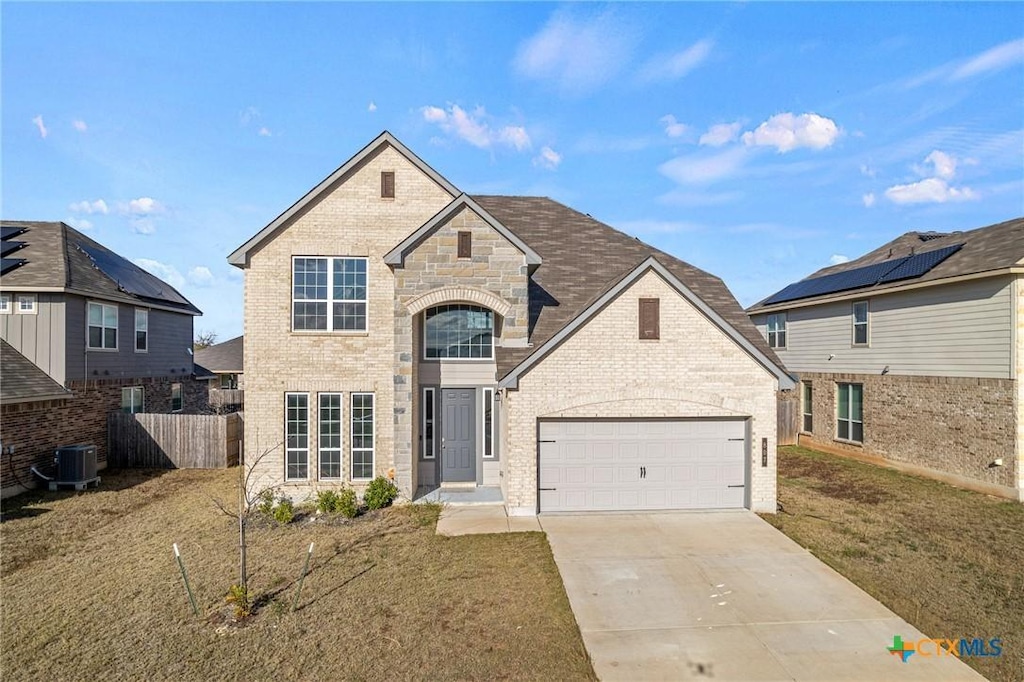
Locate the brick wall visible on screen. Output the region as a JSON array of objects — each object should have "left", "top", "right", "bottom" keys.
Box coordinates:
[
  {"left": 242, "top": 144, "right": 454, "bottom": 500},
  {"left": 0, "top": 376, "right": 206, "bottom": 497},
  {"left": 797, "top": 371, "right": 1018, "bottom": 493},
  {"left": 504, "top": 271, "right": 780, "bottom": 514}
]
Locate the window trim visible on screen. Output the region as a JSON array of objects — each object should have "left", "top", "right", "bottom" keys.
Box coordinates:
[
  {"left": 0, "top": 294, "right": 11, "bottom": 314},
  {"left": 285, "top": 392, "right": 310, "bottom": 481},
  {"left": 482, "top": 387, "right": 495, "bottom": 459},
  {"left": 88, "top": 301, "right": 119, "bottom": 351},
  {"left": 852, "top": 300, "right": 870, "bottom": 347},
  {"left": 801, "top": 381, "right": 813, "bottom": 434},
  {"left": 318, "top": 392, "right": 344, "bottom": 481},
  {"left": 171, "top": 383, "right": 183, "bottom": 413},
  {"left": 135, "top": 308, "right": 149, "bottom": 353},
  {"left": 422, "top": 387, "right": 436, "bottom": 460},
  {"left": 767, "top": 312, "right": 787, "bottom": 349},
  {"left": 121, "top": 386, "right": 144, "bottom": 414},
  {"left": 423, "top": 304, "right": 495, "bottom": 361},
  {"left": 351, "top": 392, "right": 375, "bottom": 481},
  {"left": 291, "top": 256, "right": 369, "bottom": 333},
  {"left": 16, "top": 294, "right": 37, "bottom": 315},
  {"left": 836, "top": 382, "right": 864, "bottom": 444}
]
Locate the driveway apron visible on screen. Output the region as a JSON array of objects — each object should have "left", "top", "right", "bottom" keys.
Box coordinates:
[{"left": 541, "top": 512, "right": 985, "bottom": 682}]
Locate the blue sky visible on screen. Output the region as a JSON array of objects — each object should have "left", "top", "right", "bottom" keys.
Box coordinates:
[{"left": 3, "top": 3, "right": 1022, "bottom": 341}]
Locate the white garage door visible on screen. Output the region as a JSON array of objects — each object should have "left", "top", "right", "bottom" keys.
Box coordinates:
[{"left": 538, "top": 420, "right": 747, "bottom": 512}]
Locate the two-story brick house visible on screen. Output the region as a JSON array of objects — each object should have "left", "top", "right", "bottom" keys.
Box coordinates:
[
  {"left": 0, "top": 221, "right": 203, "bottom": 496},
  {"left": 748, "top": 217, "right": 1024, "bottom": 502},
  {"left": 229, "top": 132, "right": 794, "bottom": 515}
]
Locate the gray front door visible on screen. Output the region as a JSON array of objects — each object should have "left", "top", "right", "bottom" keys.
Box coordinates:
[{"left": 441, "top": 388, "right": 476, "bottom": 482}]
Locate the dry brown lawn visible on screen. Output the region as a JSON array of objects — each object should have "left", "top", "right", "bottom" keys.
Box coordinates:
[
  {"left": 1, "top": 469, "right": 595, "bottom": 682},
  {"left": 763, "top": 446, "right": 1024, "bottom": 682}
]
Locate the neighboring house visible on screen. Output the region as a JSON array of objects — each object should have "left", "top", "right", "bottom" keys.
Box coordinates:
[
  {"left": 0, "top": 221, "right": 204, "bottom": 497},
  {"left": 228, "top": 131, "right": 793, "bottom": 516},
  {"left": 194, "top": 335, "right": 244, "bottom": 411},
  {"left": 748, "top": 217, "right": 1024, "bottom": 503}
]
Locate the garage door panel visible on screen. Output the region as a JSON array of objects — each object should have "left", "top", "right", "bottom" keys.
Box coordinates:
[{"left": 539, "top": 420, "right": 747, "bottom": 513}]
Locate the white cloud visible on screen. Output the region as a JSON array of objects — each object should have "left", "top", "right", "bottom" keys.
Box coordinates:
[
  {"left": 533, "top": 146, "right": 562, "bottom": 170},
  {"left": 367, "top": 101, "right": 377, "bottom": 112},
  {"left": 659, "top": 114, "right": 689, "bottom": 139},
  {"left": 239, "top": 106, "right": 260, "bottom": 126},
  {"left": 638, "top": 39, "right": 714, "bottom": 83},
  {"left": 859, "top": 164, "right": 877, "bottom": 178},
  {"left": 258, "top": 126, "right": 272, "bottom": 137},
  {"left": 133, "top": 258, "right": 184, "bottom": 288},
  {"left": 829, "top": 254, "right": 850, "bottom": 266},
  {"left": 920, "top": 150, "right": 956, "bottom": 180},
  {"left": 862, "top": 192, "right": 876, "bottom": 208},
  {"left": 513, "top": 9, "right": 637, "bottom": 95},
  {"left": 69, "top": 199, "right": 109, "bottom": 215},
  {"left": 499, "top": 126, "right": 532, "bottom": 151},
  {"left": 885, "top": 178, "right": 978, "bottom": 204},
  {"left": 187, "top": 266, "right": 215, "bottom": 287},
  {"left": 658, "top": 146, "right": 748, "bottom": 185},
  {"left": 122, "top": 197, "right": 164, "bottom": 215},
  {"left": 421, "top": 104, "right": 532, "bottom": 151},
  {"left": 72, "top": 119, "right": 88, "bottom": 132},
  {"left": 699, "top": 122, "right": 741, "bottom": 147},
  {"left": 66, "top": 217, "right": 93, "bottom": 231},
  {"left": 32, "top": 115, "right": 48, "bottom": 139},
  {"left": 741, "top": 113, "right": 840, "bottom": 152},
  {"left": 131, "top": 219, "right": 157, "bottom": 235},
  {"left": 950, "top": 38, "right": 1024, "bottom": 81}
]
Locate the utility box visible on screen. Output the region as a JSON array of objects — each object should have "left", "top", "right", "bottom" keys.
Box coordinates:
[{"left": 51, "top": 445, "right": 100, "bottom": 491}]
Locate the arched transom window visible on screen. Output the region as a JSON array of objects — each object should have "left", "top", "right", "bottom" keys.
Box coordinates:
[{"left": 424, "top": 304, "right": 494, "bottom": 359}]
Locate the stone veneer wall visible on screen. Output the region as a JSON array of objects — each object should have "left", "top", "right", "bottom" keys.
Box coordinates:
[
  {"left": 0, "top": 376, "right": 206, "bottom": 497},
  {"left": 797, "top": 371, "right": 1018, "bottom": 494},
  {"left": 504, "top": 271, "right": 780, "bottom": 515}
]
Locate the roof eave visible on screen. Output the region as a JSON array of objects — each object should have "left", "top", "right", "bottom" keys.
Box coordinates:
[{"left": 228, "top": 131, "right": 460, "bottom": 268}]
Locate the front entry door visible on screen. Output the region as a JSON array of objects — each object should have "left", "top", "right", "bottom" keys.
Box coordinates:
[{"left": 441, "top": 388, "right": 476, "bottom": 482}]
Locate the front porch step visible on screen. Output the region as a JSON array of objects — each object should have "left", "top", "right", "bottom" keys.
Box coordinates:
[
  {"left": 415, "top": 485, "right": 504, "bottom": 506},
  {"left": 439, "top": 482, "right": 477, "bottom": 491}
]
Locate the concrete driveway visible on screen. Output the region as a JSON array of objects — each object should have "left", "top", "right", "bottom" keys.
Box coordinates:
[{"left": 541, "top": 512, "right": 984, "bottom": 682}]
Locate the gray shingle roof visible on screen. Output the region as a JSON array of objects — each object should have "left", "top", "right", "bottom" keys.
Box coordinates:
[
  {"left": 749, "top": 216, "right": 1024, "bottom": 311},
  {"left": 0, "top": 221, "right": 202, "bottom": 315},
  {"left": 471, "top": 196, "right": 785, "bottom": 379},
  {"left": 194, "top": 335, "right": 243, "bottom": 374},
  {"left": 0, "top": 340, "right": 70, "bottom": 404}
]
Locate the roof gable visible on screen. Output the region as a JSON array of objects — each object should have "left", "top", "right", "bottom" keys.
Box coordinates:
[
  {"left": 498, "top": 257, "right": 795, "bottom": 390},
  {"left": 228, "top": 131, "right": 460, "bottom": 267},
  {"left": 0, "top": 340, "right": 71, "bottom": 404},
  {"left": 383, "top": 194, "right": 542, "bottom": 267}
]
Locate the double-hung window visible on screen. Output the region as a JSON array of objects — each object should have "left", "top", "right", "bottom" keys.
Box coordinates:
[
  {"left": 121, "top": 387, "right": 144, "bottom": 414},
  {"left": 88, "top": 302, "right": 118, "bottom": 349},
  {"left": 17, "top": 294, "right": 37, "bottom": 314},
  {"left": 285, "top": 393, "right": 309, "bottom": 480},
  {"left": 767, "top": 313, "right": 787, "bottom": 349},
  {"left": 292, "top": 257, "right": 367, "bottom": 332},
  {"left": 852, "top": 301, "right": 869, "bottom": 346},
  {"left": 351, "top": 393, "right": 374, "bottom": 480},
  {"left": 801, "top": 381, "right": 813, "bottom": 433},
  {"left": 319, "top": 393, "right": 343, "bottom": 480},
  {"left": 135, "top": 309, "right": 149, "bottom": 352},
  {"left": 837, "top": 383, "right": 863, "bottom": 443},
  {"left": 0, "top": 294, "right": 10, "bottom": 314}
]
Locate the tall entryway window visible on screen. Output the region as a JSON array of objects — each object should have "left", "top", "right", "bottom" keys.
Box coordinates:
[{"left": 424, "top": 305, "right": 493, "bottom": 359}]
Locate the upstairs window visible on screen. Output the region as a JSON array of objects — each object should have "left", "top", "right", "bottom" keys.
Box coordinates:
[
  {"left": 852, "top": 301, "right": 869, "bottom": 346},
  {"left": 381, "top": 171, "right": 395, "bottom": 198},
  {"left": 292, "top": 257, "right": 367, "bottom": 332},
  {"left": 424, "top": 304, "right": 493, "bottom": 359},
  {"left": 0, "top": 294, "right": 10, "bottom": 314},
  {"left": 88, "top": 302, "right": 118, "bottom": 350},
  {"left": 639, "top": 298, "right": 660, "bottom": 340},
  {"left": 767, "top": 313, "right": 787, "bottom": 349},
  {"left": 135, "top": 309, "right": 149, "bottom": 352},
  {"left": 17, "top": 294, "right": 36, "bottom": 314}
]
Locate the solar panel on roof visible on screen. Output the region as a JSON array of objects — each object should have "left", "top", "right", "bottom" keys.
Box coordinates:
[
  {"left": 1, "top": 258, "right": 27, "bottom": 275},
  {"left": 1, "top": 226, "right": 28, "bottom": 240},
  {"left": 1, "top": 241, "right": 26, "bottom": 257},
  {"left": 877, "top": 243, "right": 963, "bottom": 284},
  {"left": 74, "top": 241, "right": 193, "bottom": 308}
]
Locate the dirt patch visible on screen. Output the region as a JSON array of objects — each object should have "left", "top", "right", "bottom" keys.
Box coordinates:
[
  {"left": 764, "top": 446, "right": 1024, "bottom": 682},
  {"left": 1, "top": 468, "right": 595, "bottom": 681}
]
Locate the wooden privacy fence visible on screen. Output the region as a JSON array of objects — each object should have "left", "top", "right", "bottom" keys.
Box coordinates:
[
  {"left": 108, "top": 412, "right": 242, "bottom": 469},
  {"left": 778, "top": 398, "right": 798, "bottom": 446}
]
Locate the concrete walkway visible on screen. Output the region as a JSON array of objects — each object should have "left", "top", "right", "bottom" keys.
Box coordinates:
[
  {"left": 435, "top": 504, "right": 541, "bottom": 536},
  {"left": 541, "top": 512, "right": 985, "bottom": 682}
]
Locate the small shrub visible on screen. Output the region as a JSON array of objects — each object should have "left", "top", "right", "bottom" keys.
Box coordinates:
[
  {"left": 256, "top": 489, "right": 274, "bottom": 516},
  {"left": 315, "top": 489, "right": 342, "bottom": 514},
  {"left": 225, "top": 584, "right": 251, "bottom": 620},
  {"left": 364, "top": 476, "right": 399, "bottom": 510},
  {"left": 338, "top": 487, "right": 358, "bottom": 518},
  {"left": 272, "top": 497, "right": 295, "bottom": 524}
]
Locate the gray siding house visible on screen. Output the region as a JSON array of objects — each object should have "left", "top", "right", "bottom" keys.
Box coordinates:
[
  {"left": 0, "top": 221, "right": 204, "bottom": 497},
  {"left": 748, "top": 217, "right": 1024, "bottom": 502}
]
